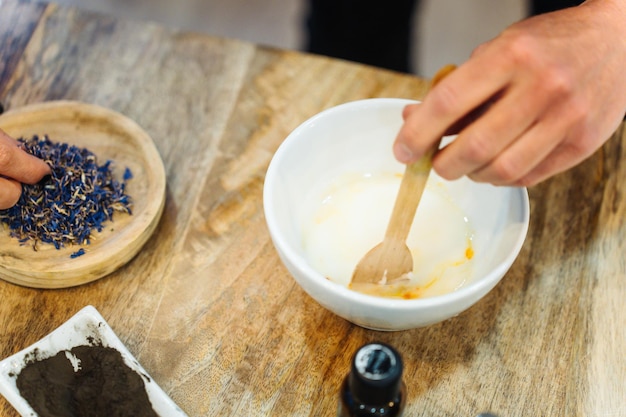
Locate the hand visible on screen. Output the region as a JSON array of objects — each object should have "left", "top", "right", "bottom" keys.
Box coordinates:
[
  {"left": 0, "top": 128, "right": 51, "bottom": 209},
  {"left": 393, "top": 0, "right": 626, "bottom": 187}
]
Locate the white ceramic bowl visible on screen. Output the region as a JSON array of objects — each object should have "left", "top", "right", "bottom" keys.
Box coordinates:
[{"left": 263, "top": 98, "right": 529, "bottom": 331}]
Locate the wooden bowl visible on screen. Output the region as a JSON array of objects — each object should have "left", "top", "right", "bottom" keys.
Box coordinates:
[{"left": 0, "top": 101, "right": 166, "bottom": 288}]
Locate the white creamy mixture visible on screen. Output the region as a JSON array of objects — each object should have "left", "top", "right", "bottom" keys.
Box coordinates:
[{"left": 300, "top": 172, "right": 475, "bottom": 299}]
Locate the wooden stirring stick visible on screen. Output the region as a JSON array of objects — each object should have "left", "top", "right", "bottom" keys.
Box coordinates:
[{"left": 350, "top": 64, "right": 457, "bottom": 285}]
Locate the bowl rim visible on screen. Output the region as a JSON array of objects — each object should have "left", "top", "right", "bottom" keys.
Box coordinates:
[{"left": 263, "top": 98, "right": 530, "bottom": 310}]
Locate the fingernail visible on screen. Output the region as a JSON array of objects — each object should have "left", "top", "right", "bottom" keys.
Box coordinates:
[{"left": 394, "top": 141, "right": 414, "bottom": 163}]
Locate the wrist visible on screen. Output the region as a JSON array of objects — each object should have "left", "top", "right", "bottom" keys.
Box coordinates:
[
  {"left": 582, "top": 0, "right": 626, "bottom": 119},
  {"left": 583, "top": 0, "right": 626, "bottom": 24}
]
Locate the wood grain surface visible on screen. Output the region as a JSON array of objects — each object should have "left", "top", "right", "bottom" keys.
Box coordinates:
[{"left": 0, "top": 1, "right": 624, "bottom": 416}]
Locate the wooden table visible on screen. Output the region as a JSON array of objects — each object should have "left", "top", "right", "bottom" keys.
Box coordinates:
[{"left": 1, "top": 1, "right": 624, "bottom": 416}]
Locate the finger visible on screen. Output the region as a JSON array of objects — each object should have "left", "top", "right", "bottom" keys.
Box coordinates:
[
  {"left": 0, "top": 176, "right": 22, "bottom": 210},
  {"left": 0, "top": 129, "right": 20, "bottom": 146},
  {"left": 512, "top": 137, "right": 600, "bottom": 187},
  {"left": 0, "top": 130, "right": 51, "bottom": 183},
  {"left": 467, "top": 120, "right": 561, "bottom": 185},
  {"left": 402, "top": 102, "right": 484, "bottom": 135},
  {"left": 467, "top": 92, "right": 592, "bottom": 186},
  {"left": 443, "top": 89, "right": 507, "bottom": 136},
  {"left": 393, "top": 59, "right": 511, "bottom": 164},
  {"left": 432, "top": 84, "right": 544, "bottom": 180},
  {"left": 401, "top": 104, "right": 420, "bottom": 121}
]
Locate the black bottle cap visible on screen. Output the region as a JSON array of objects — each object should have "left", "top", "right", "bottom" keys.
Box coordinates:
[{"left": 348, "top": 342, "right": 403, "bottom": 405}]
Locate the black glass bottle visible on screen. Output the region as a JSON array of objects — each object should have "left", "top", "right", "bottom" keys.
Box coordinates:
[{"left": 337, "top": 342, "right": 406, "bottom": 417}]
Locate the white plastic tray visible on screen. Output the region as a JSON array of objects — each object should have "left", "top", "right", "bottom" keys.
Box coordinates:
[{"left": 0, "top": 305, "right": 187, "bottom": 417}]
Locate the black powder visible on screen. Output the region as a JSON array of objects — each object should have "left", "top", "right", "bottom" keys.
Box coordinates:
[{"left": 15, "top": 345, "right": 159, "bottom": 417}]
